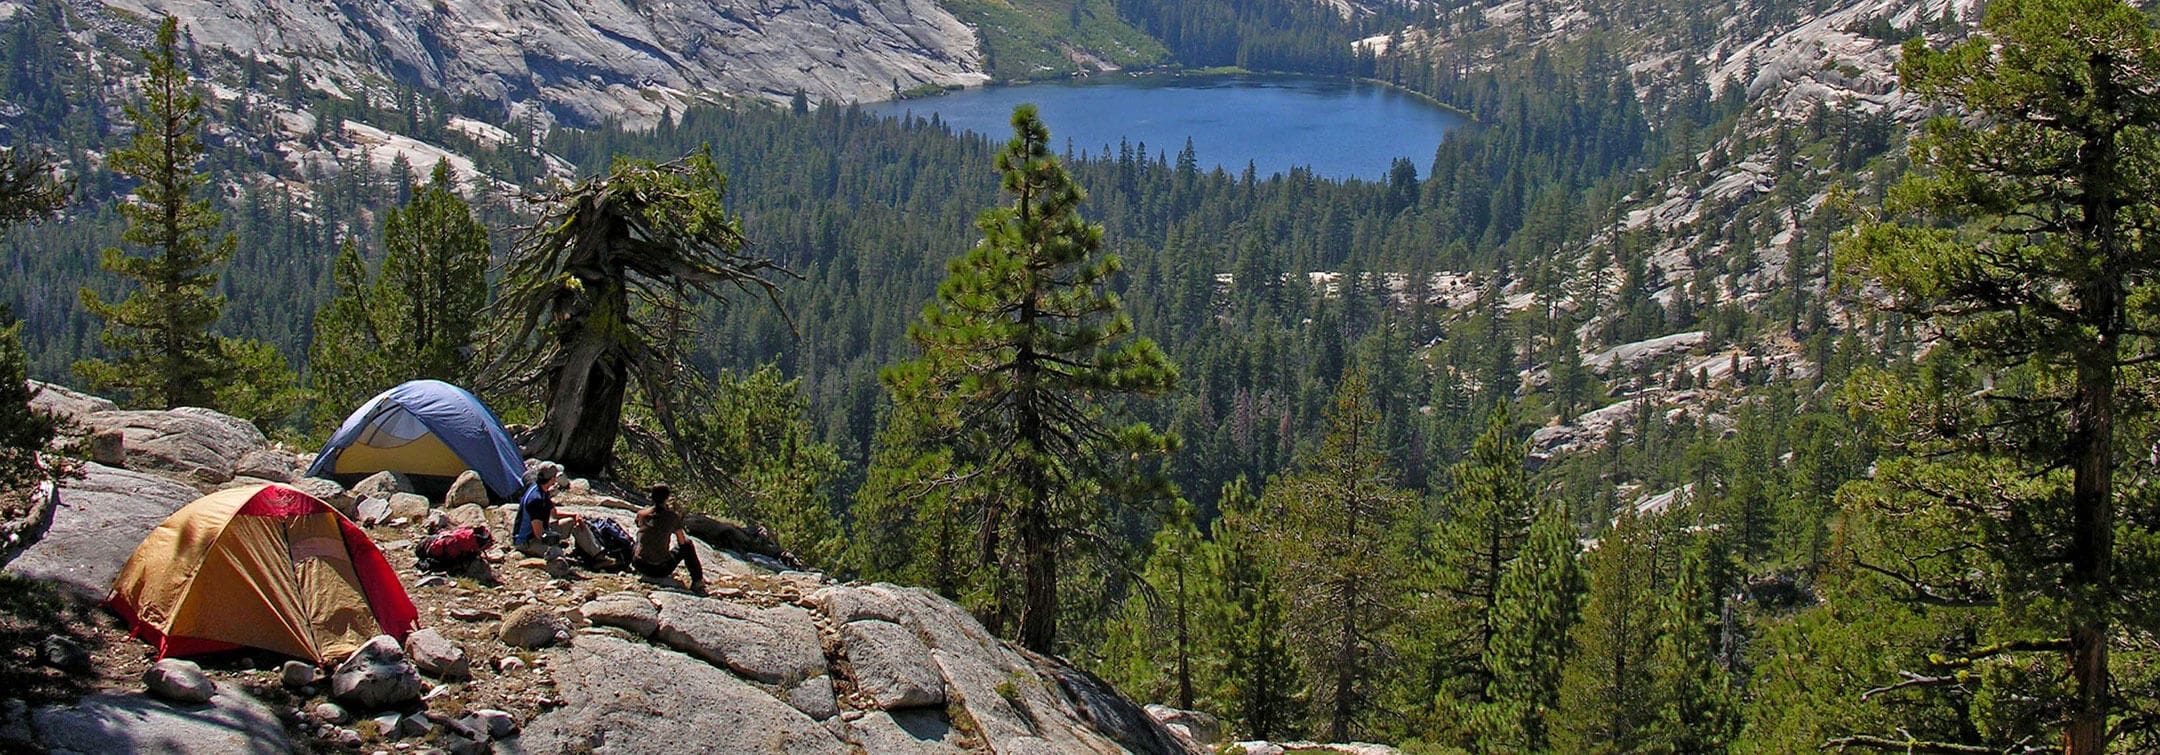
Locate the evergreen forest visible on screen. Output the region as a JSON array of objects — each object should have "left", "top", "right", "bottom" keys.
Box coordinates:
[{"left": 6, "top": 0, "right": 2160, "bottom": 750}]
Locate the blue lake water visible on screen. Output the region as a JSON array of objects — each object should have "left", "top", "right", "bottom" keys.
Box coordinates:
[{"left": 862, "top": 74, "right": 1467, "bottom": 182}]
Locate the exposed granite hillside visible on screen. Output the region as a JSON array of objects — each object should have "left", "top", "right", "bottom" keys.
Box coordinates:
[
  {"left": 89, "top": 0, "right": 989, "bottom": 127},
  {"left": 0, "top": 385, "right": 1201, "bottom": 754}
]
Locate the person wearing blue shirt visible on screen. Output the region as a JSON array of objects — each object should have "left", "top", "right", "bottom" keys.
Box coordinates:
[{"left": 512, "top": 462, "right": 609, "bottom": 567}]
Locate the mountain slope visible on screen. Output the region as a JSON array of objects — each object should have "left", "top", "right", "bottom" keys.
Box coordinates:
[{"left": 93, "top": 0, "right": 991, "bottom": 126}]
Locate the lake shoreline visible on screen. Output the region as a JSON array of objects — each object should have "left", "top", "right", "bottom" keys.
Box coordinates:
[
  {"left": 864, "top": 72, "right": 1467, "bottom": 181},
  {"left": 899, "top": 68, "right": 1472, "bottom": 121}
]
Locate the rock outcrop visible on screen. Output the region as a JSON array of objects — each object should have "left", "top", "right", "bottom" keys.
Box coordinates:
[
  {"left": 4, "top": 394, "right": 1193, "bottom": 754},
  {"left": 4, "top": 462, "right": 198, "bottom": 595},
  {"left": 70, "top": 407, "right": 267, "bottom": 487},
  {"left": 100, "top": 0, "right": 989, "bottom": 127},
  {"left": 519, "top": 633, "right": 852, "bottom": 754},
  {"left": 3, "top": 682, "right": 293, "bottom": 754}
]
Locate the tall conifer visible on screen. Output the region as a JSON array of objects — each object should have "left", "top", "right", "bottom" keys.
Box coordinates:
[
  {"left": 1261, "top": 371, "right": 1415, "bottom": 741},
  {"left": 874, "top": 104, "right": 1176, "bottom": 652},
  {"left": 1556, "top": 507, "right": 1665, "bottom": 751},
  {"left": 76, "top": 17, "right": 236, "bottom": 409},
  {"left": 1836, "top": 0, "right": 2160, "bottom": 748},
  {"left": 1472, "top": 500, "right": 1584, "bottom": 752}
]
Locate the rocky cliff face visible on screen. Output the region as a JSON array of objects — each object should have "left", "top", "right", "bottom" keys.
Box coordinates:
[
  {"left": 1, "top": 387, "right": 1194, "bottom": 754},
  {"left": 95, "top": 0, "right": 989, "bottom": 126}
]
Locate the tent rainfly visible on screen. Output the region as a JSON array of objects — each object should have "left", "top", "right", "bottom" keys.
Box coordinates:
[
  {"left": 307, "top": 379, "right": 526, "bottom": 500},
  {"left": 107, "top": 483, "right": 419, "bottom": 665}
]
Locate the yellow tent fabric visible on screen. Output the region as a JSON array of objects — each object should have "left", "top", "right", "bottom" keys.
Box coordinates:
[
  {"left": 332, "top": 429, "right": 468, "bottom": 478},
  {"left": 107, "top": 484, "right": 419, "bottom": 665}
]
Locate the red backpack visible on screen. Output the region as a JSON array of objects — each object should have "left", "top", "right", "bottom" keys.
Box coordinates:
[{"left": 416, "top": 525, "right": 493, "bottom": 572}]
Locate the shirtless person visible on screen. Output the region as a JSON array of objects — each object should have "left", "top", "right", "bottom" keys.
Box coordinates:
[{"left": 632, "top": 484, "right": 706, "bottom": 594}]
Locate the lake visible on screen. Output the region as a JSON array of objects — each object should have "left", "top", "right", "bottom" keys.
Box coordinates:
[{"left": 862, "top": 74, "right": 1467, "bottom": 182}]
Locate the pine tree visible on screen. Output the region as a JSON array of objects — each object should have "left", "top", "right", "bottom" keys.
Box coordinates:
[
  {"left": 482, "top": 151, "right": 785, "bottom": 477},
  {"left": 1101, "top": 498, "right": 1213, "bottom": 709},
  {"left": 1555, "top": 507, "right": 1666, "bottom": 751},
  {"left": 309, "top": 239, "right": 392, "bottom": 430},
  {"left": 850, "top": 403, "right": 986, "bottom": 601},
  {"left": 0, "top": 146, "right": 64, "bottom": 502},
  {"left": 1471, "top": 500, "right": 1584, "bottom": 752},
  {"left": 309, "top": 162, "right": 491, "bottom": 429},
  {"left": 1646, "top": 535, "right": 1736, "bottom": 751},
  {"left": 1261, "top": 371, "right": 1416, "bottom": 741},
  {"left": 1835, "top": 0, "right": 2160, "bottom": 748},
  {"left": 676, "top": 365, "right": 847, "bottom": 569},
  {"left": 873, "top": 104, "right": 1177, "bottom": 652},
  {"left": 0, "top": 146, "right": 66, "bottom": 227},
  {"left": 1213, "top": 476, "right": 1300, "bottom": 740},
  {"left": 0, "top": 308, "right": 54, "bottom": 495},
  {"left": 1402, "top": 405, "right": 1535, "bottom": 737},
  {"left": 75, "top": 17, "right": 237, "bottom": 409},
  {"left": 376, "top": 160, "right": 489, "bottom": 380}
]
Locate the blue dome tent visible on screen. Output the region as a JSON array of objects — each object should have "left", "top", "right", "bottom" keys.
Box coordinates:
[{"left": 307, "top": 380, "right": 526, "bottom": 500}]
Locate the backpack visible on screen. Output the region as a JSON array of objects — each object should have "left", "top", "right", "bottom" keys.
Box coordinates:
[
  {"left": 585, "top": 518, "right": 635, "bottom": 570},
  {"left": 416, "top": 525, "right": 493, "bottom": 572}
]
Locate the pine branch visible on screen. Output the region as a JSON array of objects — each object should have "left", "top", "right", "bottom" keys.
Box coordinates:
[{"left": 1819, "top": 733, "right": 2001, "bottom": 753}]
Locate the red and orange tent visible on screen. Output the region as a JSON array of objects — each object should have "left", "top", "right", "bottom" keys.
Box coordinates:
[{"left": 106, "top": 483, "right": 418, "bottom": 665}]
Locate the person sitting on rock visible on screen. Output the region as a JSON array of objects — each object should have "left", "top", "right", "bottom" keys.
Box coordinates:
[
  {"left": 512, "top": 462, "right": 611, "bottom": 568},
  {"left": 632, "top": 483, "right": 706, "bottom": 594}
]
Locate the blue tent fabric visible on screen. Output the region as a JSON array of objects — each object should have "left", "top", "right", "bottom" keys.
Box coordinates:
[{"left": 307, "top": 380, "right": 527, "bottom": 499}]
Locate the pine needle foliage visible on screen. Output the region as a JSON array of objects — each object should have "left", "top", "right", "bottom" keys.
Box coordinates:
[
  {"left": 1834, "top": 0, "right": 2160, "bottom": 748},
  {"left": 873, "top": 104, "right": 1177, "bottom": 652},
  {"left": 74, "top": 17, "right": 236, "bottom": 410}
]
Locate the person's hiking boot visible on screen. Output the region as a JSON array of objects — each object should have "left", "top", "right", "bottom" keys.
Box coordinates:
[{"left": 689, "top": 579, "right": 708, "bottom": 596}]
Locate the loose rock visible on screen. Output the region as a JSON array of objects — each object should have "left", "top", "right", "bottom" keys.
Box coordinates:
[
  {"left": 87, "top": 430, "right": 125, "bottom": 467},
  {"left": 405, "top": 628, "right": 470, "bottom": 680},
  {"left": 447, "top": 504, "right": 492, "bottom": 530},
  {"left": 469, "top": 709, "right": 518, "bottom": 739},
  {"left": 499, "top": 605, "right": 570, "bottom": 649},
  {"left": 314, "top": 702, "right": 351, "bottom": 724},
  {"left": 397, "top": 713, "right": 434, "bottom": 738},
  {"left": 1147, "top": 705, "right": 1225, "bottom": 747},
  {"left": 445, "top": 471, "right": 490, "bottom": 508},
  {"left": 353, "top": 470, "right": 417, "bottom": 499},
  {"left": 357, "top": 497, "right": 392, "bottom": 526},
  {"left": 143, "top": 659, "right": 215, "bottom": 704},
  {"left": 331, "top": 635, "right": 425, "bottom": 710},
  {"left": 38, "top": 635, "right": 91, "bottom": 674},
  {"left": 292, "top": 477, "right": 357, "bottom": 518},
  {"left": 388, "top": 492, "right": 430, "bottom": 520},
  {"left": 282, "top": 660, "right": 321, "bottom": 689}
]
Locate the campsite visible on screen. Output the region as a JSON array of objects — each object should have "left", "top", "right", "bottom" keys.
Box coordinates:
[{"left": 0, "top": 380, "right": 1209, "bottom": 753}]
